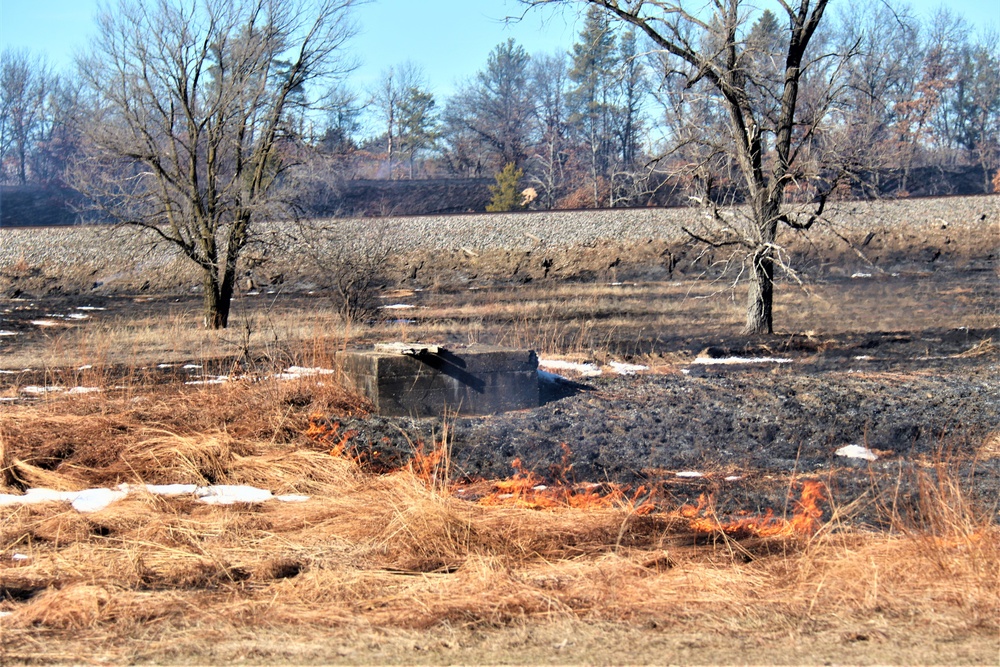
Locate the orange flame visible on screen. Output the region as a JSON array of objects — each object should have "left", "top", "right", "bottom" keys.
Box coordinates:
[
  {"left": 472, "top": 457, "right": 654, "bottom": 512},
  {"left": 305, "top": 415, "right": 357, "bottom": 458},
  {"left": 675, "top": 481, "right": 826, "bottom": 538}
]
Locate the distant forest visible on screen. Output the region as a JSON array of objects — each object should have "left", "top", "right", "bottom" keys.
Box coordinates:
[{"left": 1, "top": 0, "right": 997, "bottom": 226}]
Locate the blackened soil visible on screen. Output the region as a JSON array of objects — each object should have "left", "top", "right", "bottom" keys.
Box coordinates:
[{"left": 338, "top": 342, "right": 1000, "bottom": 529}]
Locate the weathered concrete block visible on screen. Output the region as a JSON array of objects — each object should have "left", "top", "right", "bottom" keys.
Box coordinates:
[{"left": 337, "top": 344, "right": 539, "bottom": 416}]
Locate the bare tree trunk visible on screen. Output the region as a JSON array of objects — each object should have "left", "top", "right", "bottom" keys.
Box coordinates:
[
  {"left": 202, "top": 270, "right": 225, "bottom": 330},
  {"left": 744, "top": 246, "right": 774, "bottom": 334}
]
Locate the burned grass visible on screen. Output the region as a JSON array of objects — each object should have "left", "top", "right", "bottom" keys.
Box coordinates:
[{"left": 1, "top": 377, "right": 998, "bottom": 665}]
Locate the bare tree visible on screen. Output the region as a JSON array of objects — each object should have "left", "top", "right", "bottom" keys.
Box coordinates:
[
  {"left": 443, "top": 39, "right": 535, "bottom": 171},
  {"left": 529, "top": 0, "right": 836, "bottom": 334},
  {"left": 74, "top": 0, "right": 358, "bottom": 329},
  {"left": 0, "top": 49, "right": 51, "bottom": 185},
  {"left": 526, "top": 52, "right": 570, "bottom": 208}
]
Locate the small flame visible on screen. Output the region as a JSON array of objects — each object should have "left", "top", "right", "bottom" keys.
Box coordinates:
[
  {"left": 305, "top": 415, "right": 357, "bottom": 458},
  {"left": 675, "top": 481, "right": 826, "bottom": 538},
  {"left": 473, "top": 457, "right": 654, "bottom": 512}
]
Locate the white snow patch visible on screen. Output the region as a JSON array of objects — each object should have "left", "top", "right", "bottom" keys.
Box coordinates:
[
  {"left": 691, "top": 356, "right": 792, "bottom": 365},
  {"left": 67, "top": 387, "right": 102, "bottom": 395},
  {"left": 196, "top": 485, "right": 275, "bottom": 504},
  {"left": 119, "top": 483, "right": 198, "bottom": 496},
  {"left": 0, "top": 611, "right": 12, "bottom": 618},
  {"left": 76, "top": 306, "right": 106, "bottom": 311},
  {"left": 538, "top": 369, "right": 570, "bottom": 384},
  {"left": 0, "top": 330, "right": 18, "bottom": 337},
  {"left": 66, "top": 313, "right": 89, "bottom": 320},
  {"left": 532, "top": 485, "right": 548, "bottom": 491},
  {"left": 274, "top": 366, "right": 337, "bottom": 381},
  {"left": 71, "top": 488, "right": 129, "bottom": 512},
  {"left": 182, "top": 363, "right": 202, "bottom": 369},
  {"left": 724, "top": 475, "right": 743, "bottom": 482},
  {"left": 675, "top": 471, "right": 704, "bottom": 478},
  {"left": 851, "top": 272, "right": 873, "bottom": 279},
  {"left": 609, "top": 361, "right": 648, "bottom": 375},
  {"left": 12, "top": 553, "right": 30, "bottom": 561},
  {"left": 30, "top": 319, "right": 60, "bottom": 327},
  {"left": 21, "top": 386, "right": 64, "bottom": 395},
  {"left": 184, "top": 376, "right": 228, "bottom": 385},
  {"left": 538, "top": 359, "right": 602, "bottom": 377},
  {"left": 0, "top": 484, "right": 309, "bottom": 512},
  {"left": 78, "top": 364, "right": 94, "bottom": 371},
  {"left": 157, "top": 364, "right": 174, "bottom": 369},
  {"left": 380, "top": 303, "right": 417, "bottom": 310},
  {"left": 836, "top": 445, "right": 879, "bottom": 462},
  {"left": 853, "top": 355, "right": 872, "bottom": 361}
]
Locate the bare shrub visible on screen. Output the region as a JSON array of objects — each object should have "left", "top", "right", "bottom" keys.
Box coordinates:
[{"left": 293, "top": 217, "right": 398, "bottom": 321}]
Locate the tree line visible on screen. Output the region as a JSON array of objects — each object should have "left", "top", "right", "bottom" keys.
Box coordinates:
[{"left": 4, "top": 1, "right": 996, "bottom": 207}]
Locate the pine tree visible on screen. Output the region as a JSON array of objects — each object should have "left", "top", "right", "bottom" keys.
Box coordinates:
[
  {"left": 567, "top": 5, "right": 618, "bottom": 206},
  {"left": 486, "top": 162, "right": 525, "bottom": 212}
]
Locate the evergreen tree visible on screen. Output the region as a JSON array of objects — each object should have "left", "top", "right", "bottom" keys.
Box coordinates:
[
  {"left": 567, "top": 5, "right": 618, "bottom": 205},
  {"left": 486, "top": 162, "right": 525, "bottom": 212}
]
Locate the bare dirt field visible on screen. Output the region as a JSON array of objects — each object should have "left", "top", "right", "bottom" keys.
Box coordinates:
[{"left": 1, "top": 197, "right": 998, "bottom": 664}]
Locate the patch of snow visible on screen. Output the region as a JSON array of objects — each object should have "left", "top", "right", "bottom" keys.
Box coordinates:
[
  {"left": 724, "top": 475, "right": 743, "bottom": 482},
  {"left": 853, "top": 355, "right": 872, "bottom": 361},
  {"left": 12, "top": 553, "right": 30, "bottom": 561},
  {"left": 66, "top": 313, "right": 89, "bottom": 320},
  {"left": 71, "top": 488, "right": 128, "bottom": 512},
  {"left": 675, "top": 471, "right": 704, "bottom": 478},
  {"left": 181, "top": 363, "right": 202, "bottom": 369},
  {"left": 75, "top": 306, "right": 106, "bottom": 311},
  {"left": 538, "top": 359, "right": 602, "bottom": 377},
  {"left": 609, "top": 361, "right": 648, "bottom": 375},
  {"left": 0, "top": 484, "right": 309, "bottom": 511},
  {"left": 380, "top": 304, "right": 416, "bottom": 310},
  {"left": 681, "top": 369, "right": 691, "bottom": 375},
  {"left": 184, "top": 376, "right": 228, "bottom": 385},
  {"left": 78, "top": 364, "right": 94, "bottom": 371},
  {"left": 67, "top": 387, "right": 102, "bottom": 395},
  {"left": 197, "top": 485, "right": 274, "bottom": 505},
  {"left": 538, "top": 369, "right": 571, "bottom": 384},
  {"left": 836, "top": 445, "right": 878, "bottom": 462},
  {"left": 851, "top": 272, "right": 873, "bottom": 279},
  {"left": 0, "top": 331, "right": 18, "bottom": 337},
  {"left": 691, "top": 356, "right": 792, "bottom": 365},
  {"left": 275, "top": 494, "right": 310, "bottom": 503},
  {"left": 119, "top": 483, "right": 198, "bottom": 496},
  {"left": 0, "top": 611, "right": 12, "bottom": 618},
  {"left": 30, "top": 319, "right": 60, "bottom": 327},
  {"left": 532, "top": 485, "right": 548, "bottom": 491},
  {"left": 21, "top": 386, "right": 64, "bottom": 394},
  {"left": 157, "top": 364, "right": 174, "bottom": 369},
  {"left": 283, "top": 366, "right": 337, "bottom": 377}
]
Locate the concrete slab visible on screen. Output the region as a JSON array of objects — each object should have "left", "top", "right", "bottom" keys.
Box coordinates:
[{"left": 337, "top": 344, "right": 539, "bottom": 416}]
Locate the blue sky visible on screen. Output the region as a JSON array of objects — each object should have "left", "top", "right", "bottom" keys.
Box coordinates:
[{"left": 1, "top": 0, "right": 997, "bottom": 101}]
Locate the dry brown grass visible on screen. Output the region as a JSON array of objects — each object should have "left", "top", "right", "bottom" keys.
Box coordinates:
[{"left": 1, "top": 375, "right": 998, "bottom": 664}]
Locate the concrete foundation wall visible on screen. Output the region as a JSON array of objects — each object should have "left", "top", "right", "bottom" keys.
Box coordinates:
[{"left": 337, "top": 345, "right": 539, "bottom": 417}]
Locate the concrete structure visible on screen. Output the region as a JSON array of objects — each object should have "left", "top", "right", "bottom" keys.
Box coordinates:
[{"left": 337, "top": 344, "right": 539, "bottom": 417}]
